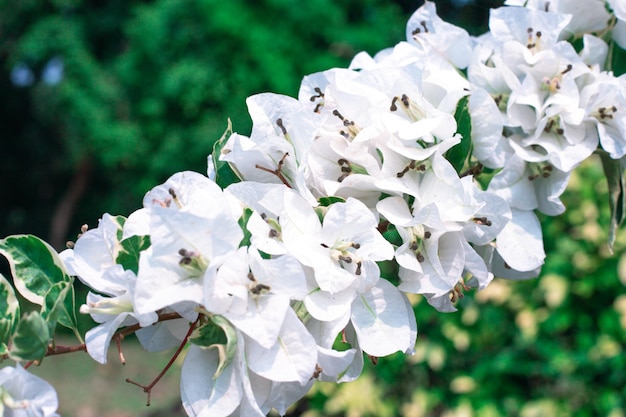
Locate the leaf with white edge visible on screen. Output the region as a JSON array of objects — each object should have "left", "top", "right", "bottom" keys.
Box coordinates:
[
  {"left": 213, "top": 119, "right": 242, "bottom": 188},
  {"left": 9, "top": 311, "right": 50, "bottom": 362},
  {"left": 600, "top": 151, "right": 625, "bottom": 253},
  {"left": 0, "top": 274, "right": 20, "bottom": 355},
  {"left": 110, "top": 215, "right": 126, "bottom": 241},
  {"left": 41, "top": 279, "right": 79, "bottom": 337},
  {"left": 0, "top": 235, "right": 71, "bottom": 305},
  {"left": 350, "top": 278, "right": 413, "bottom": 358},
  {"left": 181, "top": 345, "right": 242, "bottom": 417},
  {"left": 189, "top": 315, "right": 238, "bottom": 378},
  {"left": 115, "top": 234, "right": 151, "bottom": 274}
]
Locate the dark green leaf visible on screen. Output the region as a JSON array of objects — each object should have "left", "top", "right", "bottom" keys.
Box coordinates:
[
  {"left": 599, "top": 151, "right": 625, "bottom": 253},
  {"left": 9, "top": 311, "right": 50, "bottom": 362},
  {"left": 318, "top": 196, "right": 346, "bottom": 207},
  {"left": 610, "top": 41, "right": 626, "bottom": 77},
  {"left": 446, "top": 95, "right": 472, "bottom": 174},
  {"left": 382, "top": 223, "right": 402, "bottom": 247},
  {"left": 238, "top": 208, "right": 254, "bottom": 248},
  {"left": 0, "top": 235, "right": 71, "bottom": 306}
]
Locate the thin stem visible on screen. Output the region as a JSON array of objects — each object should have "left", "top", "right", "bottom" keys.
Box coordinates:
[
  {"left": 17, "top": 311, "right": 185, "bottom": 364},
  {"left": 125, "top": 317, "right": 199, "bottom": 406},
  {"left": 72, "top": 326, "right": 85, "bottom": 345},
  {"left": 255, "top": 152, "right": 292, "bottom": 188},
  {"left": 117, "top": 311, "right": 182, "bottom": 339}
]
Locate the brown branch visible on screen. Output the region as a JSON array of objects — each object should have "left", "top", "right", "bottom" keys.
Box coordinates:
[
  {"left": 25, "top": 311, "right": 185, "bottom": 363},
  {"left": 126, "top": 316, "right": 199, "bottom": 406},
  {"left": 255, "top": 152, "right": 292, "bottom": 188}
]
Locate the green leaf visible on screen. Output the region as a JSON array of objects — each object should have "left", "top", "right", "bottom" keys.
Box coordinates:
[
  {"left": 189, "top": 314, "right": 238, "bottom": 378},
  {"left": 212, "top": 119, "right": 242, "bottom": 188},
  {"left": 318, "top": 196, "right": 346, "bottom": 207},
  {"left": 41, "top": 279, "right": 79, "bottom": 336},
  {"left": 238, "top": 207, "right": 254, "bottom": 248},
  {"left": 446, "top": 95, "right": 472, "bottom": 174},
  {"left": 0, "top": 235, "right": 71, "bottom": 305},
  {"left": 115, "top": 235, "right": 151, "bottom": 274},
  {"left": 382, "top": 222, "right": 402, "bottom": 247},
  {"left": 9, "top": 311, "right": 50, "bottom": 362},
  {"left": 0, "top": 274, "right": 20, "bottom": 356},
  {"left": 599, "top": 151, "right": 625, "bottom": 253},
  {"left": 609, "top": 40, "right": 626, "bottom": 77}
]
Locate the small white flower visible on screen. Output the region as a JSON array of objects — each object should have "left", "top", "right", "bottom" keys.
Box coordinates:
[
  {"left": 504, "top": 0, "right": 611, "bottom": 37},
  {"left": 0, "top": 365, "right": 59, "bottom": 417},
  {"left": 405, "top": 1, "right": 472, "bottom": 69},
  {"left": 134, "top": 171, "right": 243, "bottom": 315}
]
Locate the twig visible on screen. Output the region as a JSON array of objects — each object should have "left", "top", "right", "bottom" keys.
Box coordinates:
[
  {"left": 125, "top": 317, "right": 199, "bottom": 406},
  {"left": 255, "top": 152, "right": 292, "bottom": 187}
]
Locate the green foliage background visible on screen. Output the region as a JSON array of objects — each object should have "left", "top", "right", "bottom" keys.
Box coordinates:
[{"left": 1, "top": 0, "right": 625, "bottom": 416}]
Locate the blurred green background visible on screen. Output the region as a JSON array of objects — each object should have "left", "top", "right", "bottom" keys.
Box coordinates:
[{"left": 1, "top": 0, "right": 625, "bottom": 416}]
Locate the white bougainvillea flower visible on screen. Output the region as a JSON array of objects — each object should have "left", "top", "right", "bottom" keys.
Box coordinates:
[
  {"left": 489, "top": 6, "right": 571, "bottom": 54},
  {"left": 134, "top": 172, "right": 243, "bottom": 315},
  {"left": 488, "top": 153, "right": 571, "bottom": 216},
  {"left": 476, "top": 243, "right": 542, "bottom": 281},
  {"left": 579, "top": 71, "right": 626, "bottom": 159},
  {"left": 467, "top": 86, "right": 514, "bottom": 169},
  {"left": 284, "top": 197, "right": 393, "bottom": 295},
  {"left": 607, "top": 1, "right": 626, "bottom": 48},
  {"left": 305, "top": 133, "right": 383, "bottom": 207},
  {"left": 506, "top": 40, "right": 589, "bottom": 123},
  {"left": 181, "top": 312, "right": 317, "bottom": 417},
  {"left": 504, "top": 0, "right": 611, "bottom": 37},
  {"left": 0, "top": 365, "right": 59, "bottom": 417},
  {"left": 204, "top": 247, "right": 307, "bottom": 348},
  {"left": 246, "top": 93, "right": 314, "bottom": 166},
  {"left": 349, "top": 41, "right": 470, "bottom": 110},
  {"left": 609, "top": 0, "right": 626, "bottom": 48},
  {"left": 221, "top": 94, "right": 317, "bottom": 204},
  {"left": 80, "top": 265, "right": 158, "bottom": 364},
  {"left": 142, "top": 171, "right": 241, "bottom": 219},
  {"left": 60, "top": 213, "right": 128, "bottom": 295},
  {"left": 60, "top": 211, "right": 158, "bottom": 363},
  {"left": 405, "top": 1, "right": 472, "bottom": 69},
  {"left": 259, "top": 338, "right": 360, "bottom": 416},
  {"left": 225, "top": 181, "right": 315, "bottom": 256},
  {"left": 377, "top": 195, "right": 489, "bottom": 299},
  {"left": 579, "top": 34, "right": 609, "bottom": 70},
  {"left": 494, "top": 208, "right": 546, "bottom": 272},
  {"left": 460, "top": 176, "right": 512, "bottom": 246},
  {"left": 349, "top": 278, "right": 417, "bottom": 357}
]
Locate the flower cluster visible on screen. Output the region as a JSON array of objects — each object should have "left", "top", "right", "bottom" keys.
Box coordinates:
[{"left": 1, "top": 1, "right": 624, "bottom": 416}]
